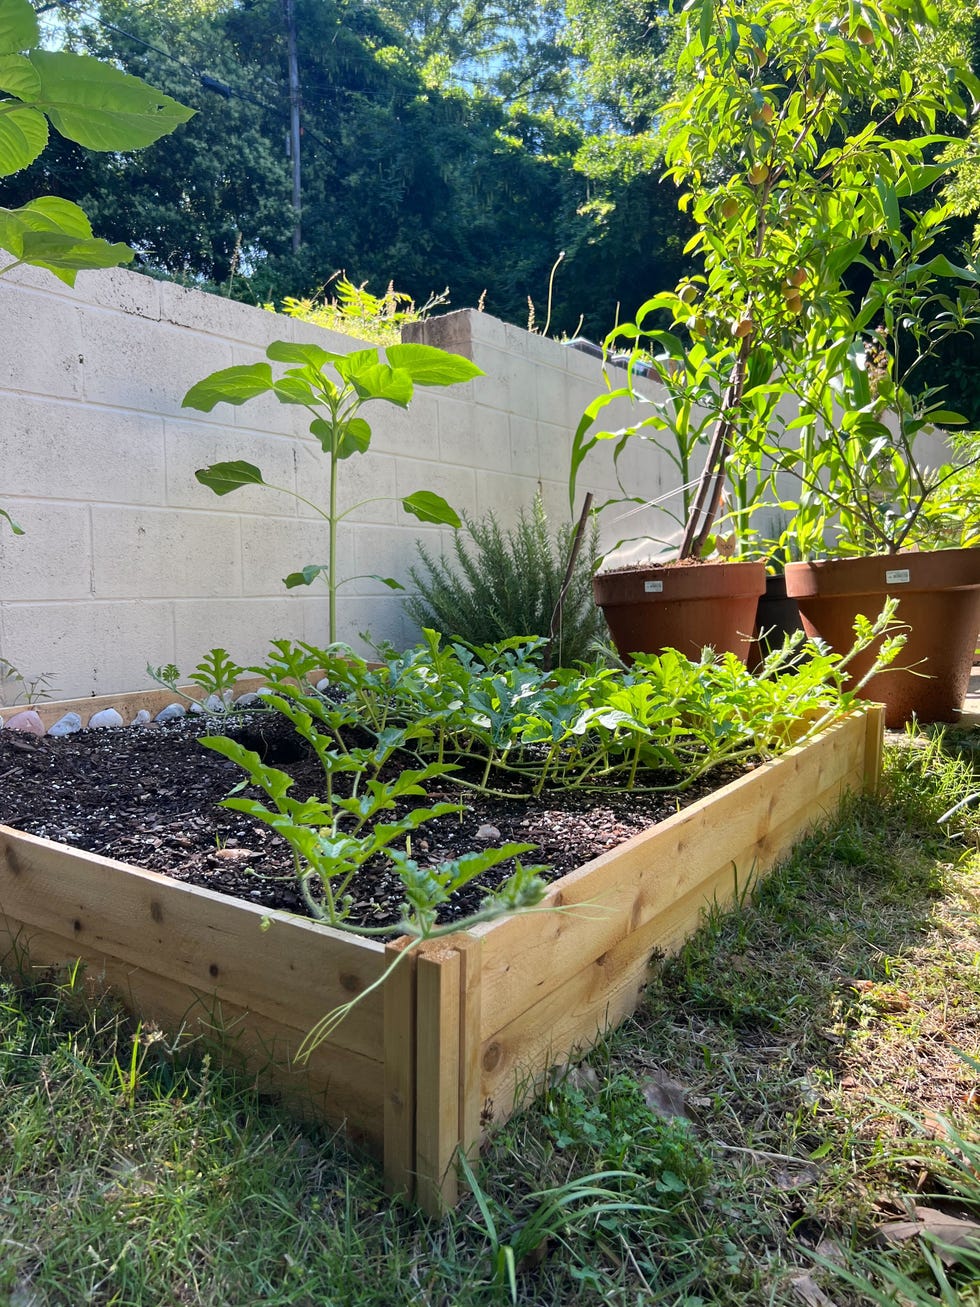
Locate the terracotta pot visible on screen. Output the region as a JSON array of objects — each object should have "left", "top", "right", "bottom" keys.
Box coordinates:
[
  {"left": 594, "top": 560, "right": 766, "bottom": 664},
  {"left": 784, "top": 547, "right": 980, "bottom": 727}
]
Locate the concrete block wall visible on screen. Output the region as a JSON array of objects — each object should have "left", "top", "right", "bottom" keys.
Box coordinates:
[{"left": 0, "top": 264, "right": 677, "bottom": 700}]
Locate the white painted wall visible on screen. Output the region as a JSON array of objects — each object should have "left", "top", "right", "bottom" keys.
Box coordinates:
[{"left": 0, "top": 264, "right": 677, "bottom": 699}]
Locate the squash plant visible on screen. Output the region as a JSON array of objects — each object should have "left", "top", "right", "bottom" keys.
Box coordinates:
[{"left": 184, "top": 340, "right": 483, "bottom": 643}]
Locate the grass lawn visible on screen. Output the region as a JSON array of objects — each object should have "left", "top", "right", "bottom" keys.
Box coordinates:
[{"left": 2, "top": 727, "right": 979, "bottom": 1306}]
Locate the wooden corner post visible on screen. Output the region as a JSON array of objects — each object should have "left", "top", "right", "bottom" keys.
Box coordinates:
[
  {"left": 383, "top": 939, "right": 418, "bottom": 1202},
  {"left": 412, "top": 935, "right": 483, "bottom": 1217}
]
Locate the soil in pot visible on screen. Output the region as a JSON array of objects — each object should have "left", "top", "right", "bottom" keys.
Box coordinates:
[
  {"left": 784, "top": 547, "right": 980, "bottom": 727},
  {"left": 594, "top": 560, "right": 767, "bottom": 665},
  {"left": 0, "top": 713, "right": 753, "bottom": 929}
]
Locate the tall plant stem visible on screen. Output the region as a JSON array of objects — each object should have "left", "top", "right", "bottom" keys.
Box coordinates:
[
  {"left": 678, "top": 334, "right": 752, "bottom": 559},
  {"left": 547, "top": 491, "right": 594, "bottom": 671}
]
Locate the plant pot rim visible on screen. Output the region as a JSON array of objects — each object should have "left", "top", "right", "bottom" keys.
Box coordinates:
[
  {"left": 784, "top": 546, "right": 980, "bottom": 598},
  {"left": 595, "top": 558, "right": 766, "bottom": 604}
]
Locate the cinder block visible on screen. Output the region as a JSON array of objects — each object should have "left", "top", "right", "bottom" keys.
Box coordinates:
[
  {"left": 0, "top": 283, "right": 84, "bottom": 398},
  {"left": 240, "top": 515, "right": 351, "bottom": 596},
  {"left": 75, "top": 265, "right": 163, "bottom": 320},
  {"left": 90, "top": 506, "right": 243, "bottom": 599},
  {"left": 160, "top": 281, "right": 281, "bottom": 344},
  {"left": 1, "top": 394, "right": 165, "bottom": 504},
  {"left": 165, "top": 419, "right": 300, "bottom": 514},
  {"left": 473, "top": 470, "right": 541, "bottom": 525},
  {"left": 393, "top": 457, "right": 477, "bottom": 522},
  {"left": 333, "top": 449, "right": 399, "bottom": 525},
  {"left": 438, "top": 397, "right": 508, "bottom": 472},
  {"left": 509, "top": 415, "right": 541, "bottom": 478},
  {"left": 351, "top": 521, "right": 442, "bottom": 594},
  {"left": 0, "top": 598, "right": 175, "bottom": 698},
  {"left": 81, "top": 313, "right": 234, "bottom": 414},
  {"left": 172, "top": 597, "right": 305, "bottom": 671},
  {"left": 0, "top": 503, "right": 90, "bottom": 601},
  {"left": 369, "top": 390, "right": 440, "bottom": 460}
]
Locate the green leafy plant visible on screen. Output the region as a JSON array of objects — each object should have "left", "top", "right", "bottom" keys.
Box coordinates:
[
  {"left": 458, "top": 1150, "right": 660, "bottom": 1305},
  {"left": 0, "top": 0, "right": 192, "bottom": 283},
  {"left": 272, "top": 273, "right": 451, "bottom": 347},
  {"left": 569, "top": 0, "right": 980, "bottom": 562},
  {"left": 404, "top": 491, "right": 605, "bottom": 668},
  {"left": 183, "top": 340, "right": 483, "bottom": 642},
  {"left": 767, "top": 206, "right": 980, "bottom": 556},
  {"left": 0, "top": 0, "right": 192, "bottom": 536},
  {"left": 146, "top": 648, "right": 247, "bottom": 714},
  {"left": 0, "top": 657, "right": 56, "bottom": 707}
]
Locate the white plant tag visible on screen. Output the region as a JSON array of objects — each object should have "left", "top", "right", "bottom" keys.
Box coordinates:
[
  {"left": 644, "top": 580, "right": 664, "bottom": 593},
  {"left": 885, "top": 569, "right": 911, "bottom": 584}
]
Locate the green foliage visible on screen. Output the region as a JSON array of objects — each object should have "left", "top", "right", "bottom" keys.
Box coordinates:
[
  {"left": 0, "top": 657, "right": 56, "bottom": 707},
  {"left": 0, "top": 0, "right": 192, "bottom": 282},
  {"left": 184, "top": 339, "right": 481, "bottom": 642},
  {"left": 404, "top": 493, "right": 604, "bottom": 667},
  {"left": 572, "top": 0, "right": 980, "bottom": 560},
  {"left": 146, "top": 648, "right": 246, "bottom": 713},
  {"left": 542, "top": 1073, "right": 712, "bottom": 1195},
  {"left": 273, "top": 275, "right": 451, "bottom": 347}
]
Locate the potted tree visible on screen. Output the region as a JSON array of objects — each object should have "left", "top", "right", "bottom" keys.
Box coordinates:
[
  {"left": 772, "top": 203, "right": 980, "bottom": 725},
  {"left": 570, "top": 0, "right": 979, "bottom": 671}
]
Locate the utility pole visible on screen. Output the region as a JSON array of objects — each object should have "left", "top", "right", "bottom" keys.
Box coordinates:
[{"left": 282, "top": 0, "right": 302, "bottom": 252}]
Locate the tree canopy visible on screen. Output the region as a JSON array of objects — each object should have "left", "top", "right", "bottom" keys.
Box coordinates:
[{"left": 5, "top": 0, "right": 977, "bottom": 347}]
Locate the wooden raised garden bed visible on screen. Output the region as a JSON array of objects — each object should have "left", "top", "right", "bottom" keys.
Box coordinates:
[{"left": 0, "top": 685, "right": 884, "bottom": 1215}]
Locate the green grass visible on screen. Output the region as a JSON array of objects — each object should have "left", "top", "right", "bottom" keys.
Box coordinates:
[{"left": 2, "top": 728, "right": 979, "bottom": 1305}]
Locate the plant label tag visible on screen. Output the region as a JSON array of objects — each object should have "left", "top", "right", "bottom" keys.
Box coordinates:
[
  {"left": 885, "top": 569, "right": 911, "bottom": 584},
  {"left": 644, "top": 580, "right": 664, "bottom": 593}
]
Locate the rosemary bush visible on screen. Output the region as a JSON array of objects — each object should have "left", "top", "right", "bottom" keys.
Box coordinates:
[{"left": 404, "top": 493, "right": 604, "bottom": 668}]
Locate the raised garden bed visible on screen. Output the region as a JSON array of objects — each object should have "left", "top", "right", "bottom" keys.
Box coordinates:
[{"left": 0, "top": 684, "right": 884, "bottom": 1214}]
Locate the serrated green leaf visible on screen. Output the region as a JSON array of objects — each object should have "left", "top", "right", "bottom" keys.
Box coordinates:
[
  {"left": 402, "top": 491, "right": 461, "bottom": 527},
  {"left": 345, "top": 361, "right": 414, "bottom": 407},
  {"left": 0, "top": 52, "right": 39, "bottom": 98},
  {"left": 272, "top": 375, "right": 316, "bottom": 404},
  {"left": 335, "top": 416, "right": 371, "bottom": 459},
  {"left": 195, "top": 461, "right": 267, "bottom": 495},
  {"left": 384, "top": 343, "right": 484, "bottom": 386},
  {"left": 0, "top": 0, "right": 39, "bottom": 55},
  {"left": 182, "top": 364, "right": 274, "bottom": 410},
  {"left": 29, "top": 50, "right": 194, "bottom": 151},
  {"left": 0, "top": 101, "right": 46, "bottom": 174},
  {"left": 266, "top": 340, "right": 342, "bottom": 369}
]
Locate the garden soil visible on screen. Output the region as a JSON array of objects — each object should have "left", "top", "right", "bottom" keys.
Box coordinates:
[{"left": 0, "top": 712, "right": 750, "bottom": 929}]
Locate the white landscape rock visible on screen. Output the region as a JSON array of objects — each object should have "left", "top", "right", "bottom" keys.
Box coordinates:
[
  {"left": 48, "top": 712, "right": 83, "bottom": 736},
  {"left": 88, "top": 707, "right": 124, "bottom": 729},
  {"left": 5, "top": 709, "right": 45, "bottom": 735},
  {"left": 155, "top": 703, "right": 186, "bottom": 722},
  {"left": 131, "top": 709, "right": 152, "bottom": 725}
]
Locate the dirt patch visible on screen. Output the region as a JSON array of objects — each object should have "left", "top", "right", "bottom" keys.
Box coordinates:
[{"left": 0, "top": 711, "right": 752, "bottom": 929}]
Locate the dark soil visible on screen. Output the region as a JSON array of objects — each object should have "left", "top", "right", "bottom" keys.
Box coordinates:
[{"left": 0, "top": 710, "right": 750, "bottom": 929}]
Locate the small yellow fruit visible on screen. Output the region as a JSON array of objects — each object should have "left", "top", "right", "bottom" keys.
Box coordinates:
[
  {"left": 784, "top": 292, "right": 803, "bottom": 314},
  {"left": 788, "top": 267, "right": 807, "bottom": 288},
  {"left": 758, "top": 102, "right": 775, "bottom": 124},
  {"left": 720, "top": 196, "right": 740, "bottom": 219},
  {"left": 855, "top": 23, "right": 874, "bottom": 44},
  {"left": 692, "top": 316, "right": 708, "bottom": 336},
  {"left": 679, "top": 283, "right": 699, "bottom": 304},
  {"left": 748, "top": 163, "right": 769, "bottom": 185},
  {"left": 734, "top": 317, "right": 755, "bottom": 338}
]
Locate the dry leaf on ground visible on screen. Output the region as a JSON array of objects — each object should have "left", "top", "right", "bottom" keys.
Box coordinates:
[{"left": 878, "top": 1205, "right": 980, "bottom": 1267}]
